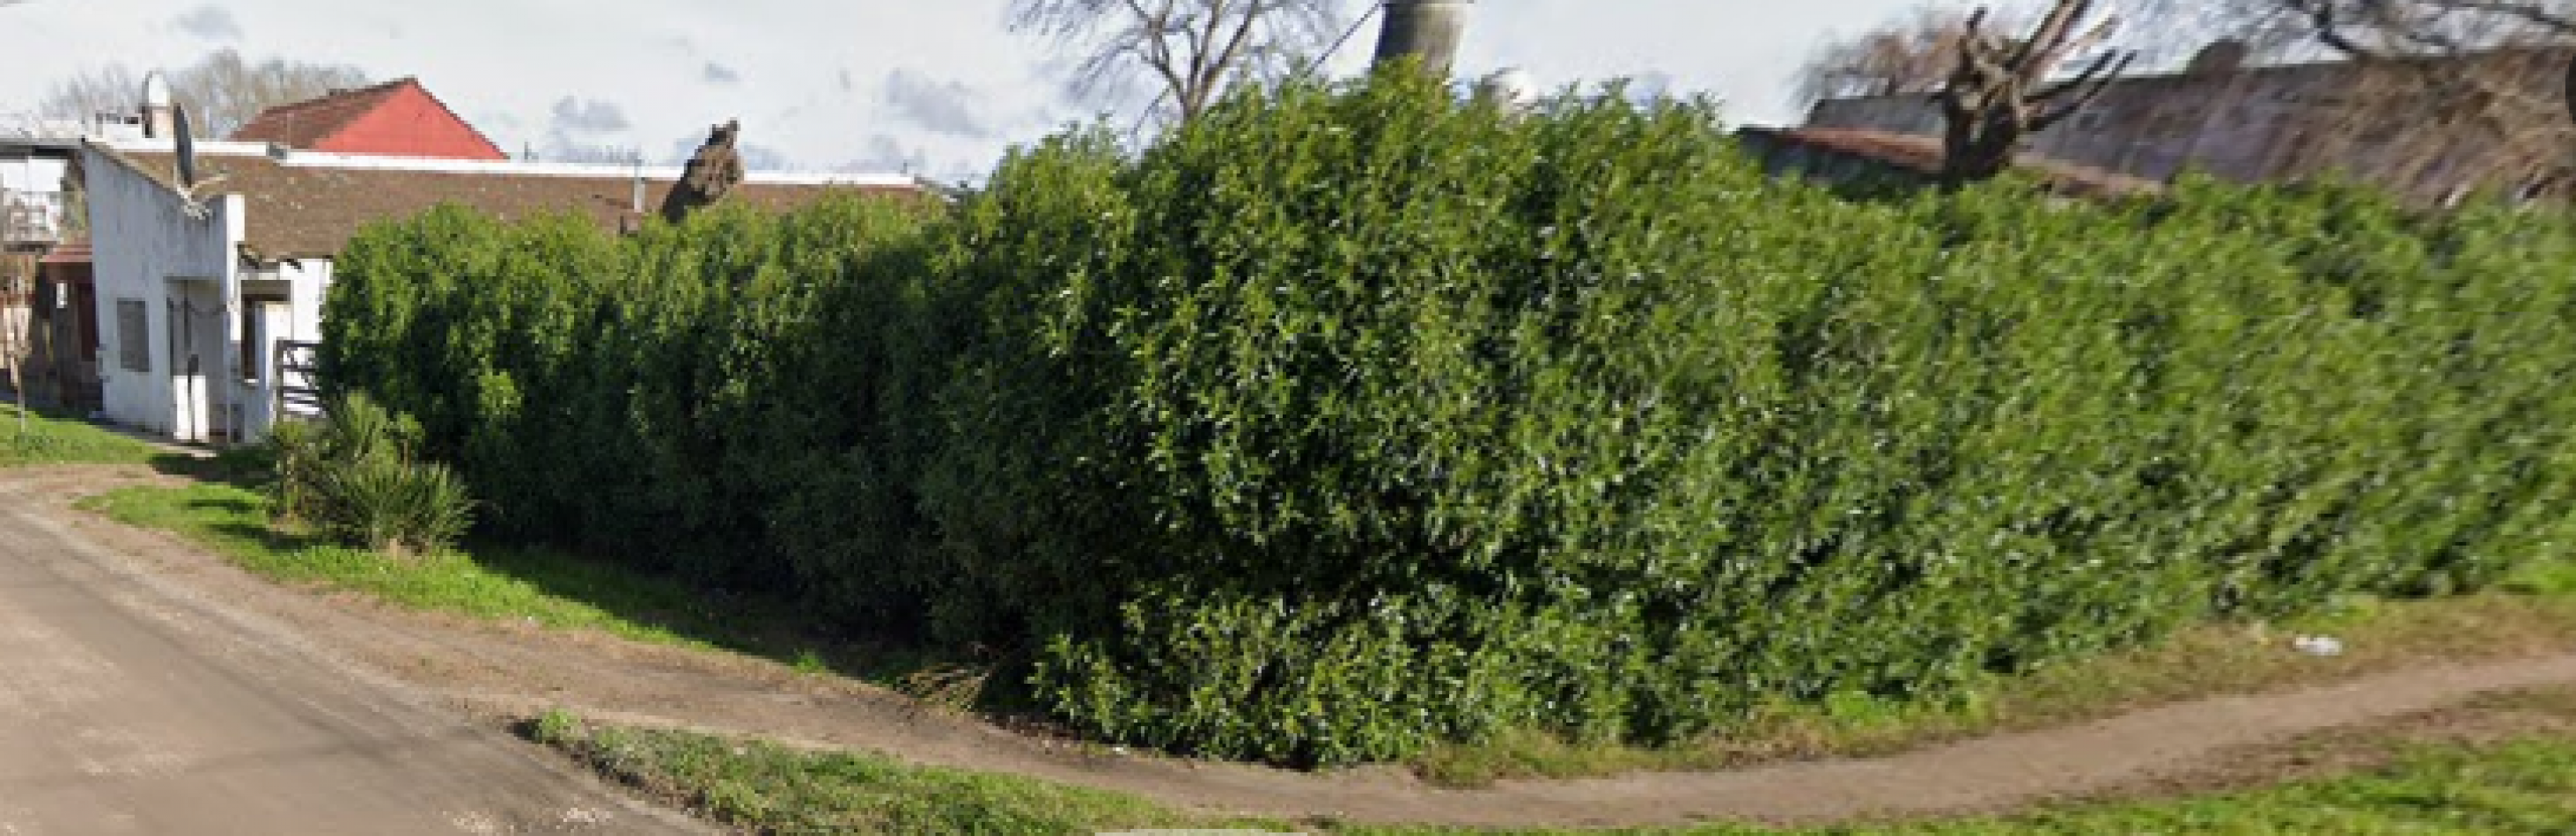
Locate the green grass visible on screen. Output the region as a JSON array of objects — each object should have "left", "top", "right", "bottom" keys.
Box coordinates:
[
  {"left": 85, "top": 482, "right": 741, "bottom": 651},
  {"left": 1371, "top": 742, "right": 2576, "bottom": 834},
  {"left": 80, "top": 471, "right": 2576, "bottom": 790},
  {"left": 78, "top": 479, "right": 962, "bottom": 687},
  {"left": 1874, "top": 740, "right": 2576, "bottom": 835},
  {"left": 519, "top": 710, "right": 1238, "bottom": 834},
  {"left": 1410, "top": 573, "right": 2576, "bottom": 787},
  {"left": 0, "top": 403, "right": 160, "bottom": 466},
  {"left": 70, "top": 449, "right": 2576, "bottom": 833},
  {"left": 520, "top": 706, "right": 2576, "bottom": 836}
]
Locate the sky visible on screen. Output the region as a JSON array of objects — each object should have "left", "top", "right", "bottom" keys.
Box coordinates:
[{"left": 0, "top": 0, "right": 1936, "bottom": 182}]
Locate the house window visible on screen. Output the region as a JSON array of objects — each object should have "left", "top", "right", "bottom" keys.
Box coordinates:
[{"left": 115, "top": 298, "right": 150, "bottom": 373}]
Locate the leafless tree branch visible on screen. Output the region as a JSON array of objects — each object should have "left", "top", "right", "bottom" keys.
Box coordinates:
[
  {"left": 1009, "top": 0, "right": 1351, "bottom": 127},
  {"left": 37, "top": 48, "right": 369, "bottom": 138},
  {"left": 1935, "top": 0, "right": 2139, "bottom": 187}
]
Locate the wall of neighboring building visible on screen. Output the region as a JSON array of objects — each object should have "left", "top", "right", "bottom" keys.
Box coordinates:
[
  {"left": 0, "top": 253, "right": 29, "bottom": 395},
  {"left": 319, "top": 84, "right": 507, "bottom": 161},
  {"left": 81, "top": 148, "right": 245, "bottom": 442},
  {"left": 34, "top": 256, "right": 99, "bottom": 411},
  {"left": 233, "top": 257, "right": 330, "bottom": 440},
  {"left": 1803, "top": 95, "right": 1941, "bottom": 138},
  {"left": 1800, "top": 62, "right": 2539, "bottom": 203},
  {"left": 1799, "top": 78, "right": 2300, "bottom": 183},
  {"left": 1, "top": 155, "right": 70, "bottom": 246}
]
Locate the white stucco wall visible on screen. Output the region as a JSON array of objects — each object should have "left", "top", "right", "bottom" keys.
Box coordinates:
[
  {"left": 80, "top": 147, "right": 244, "bottom": 442},
  {"left": 235, "top": 258, "right": 332, "bottom": 439}
]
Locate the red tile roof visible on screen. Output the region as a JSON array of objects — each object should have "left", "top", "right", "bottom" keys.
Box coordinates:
[
  {"left": 229, "top": 77, "right": 509, "bottom": 160},
  {"left": 99, "top": 148, "right": 933, "bottom": 260},
  {"left": 1739, "top": 126, "right": 2165, "bottom": 200},
  {"left": 229, "top": 78, "right": 416, "bottom": 148}
]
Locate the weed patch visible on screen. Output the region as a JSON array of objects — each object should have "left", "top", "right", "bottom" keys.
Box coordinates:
[{"left": 0, "top": 405, "right": 159, "bottom": 467}]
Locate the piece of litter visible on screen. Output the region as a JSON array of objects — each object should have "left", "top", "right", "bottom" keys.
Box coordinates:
[
  {"left": 2292, "top": 634, "right": 2344, "bottom": 656},
  {"left": 558, "top": 808, "right": 611, "bottom": 825}
]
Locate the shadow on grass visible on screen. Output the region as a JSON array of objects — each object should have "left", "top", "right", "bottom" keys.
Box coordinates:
[
  {"left": 458, "top": 536, "right": 962, "bottom": 687},
  {"left": 145, "top": 451, "right": 975, "bottom": 700}
]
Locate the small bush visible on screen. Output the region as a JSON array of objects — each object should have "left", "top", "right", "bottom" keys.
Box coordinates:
[
  {"left": 318, "top": 453, "right": 475, "bottom": 558},
  {"left": 263, "top": 418, "right": 324, "bottom": 521},
  {"left": 265, "top": 393, "right": 475, "bottom": 557}
]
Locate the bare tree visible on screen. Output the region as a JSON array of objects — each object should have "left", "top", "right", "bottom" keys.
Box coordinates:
[
  {"left": 36, "top": 64, "right": 143, "bottom": 126},
  {"left": 39, "top": 48, "right": 370, "bottom": 138},
  {"left": 1937, "top": 0, "right": 2138, "bottom": 187},
  {"left": 1008, "top": 0, "right": 1354, "bottom": 125},
  {"left": 1797, "top": 6, "right": 2006, "bottom": 106}
]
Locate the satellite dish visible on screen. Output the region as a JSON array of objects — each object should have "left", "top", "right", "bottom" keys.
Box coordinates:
[{"left": 173, "top": 104, "right": 196, "bottom": 189}]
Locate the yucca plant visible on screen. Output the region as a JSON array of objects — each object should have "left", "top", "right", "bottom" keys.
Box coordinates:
[
  {"left": 271, "top": 393, "right": 475, "bottom": 557},
  {"left": 316, "top": 452, "right": 475, "bottom": 558}
]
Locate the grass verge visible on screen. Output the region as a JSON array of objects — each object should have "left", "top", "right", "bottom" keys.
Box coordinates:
[
  {"left": 523, "top": 688, "right": 2576, "bottom": 835},
  {"left": 518, "top": 710, "right": 1241, "bottom": 834},
  {"left": 1413, "top": 571, "right": 2576, "bottom": 786},
  {"left": 73, "top": 480, "right": 934, "bottom": 680},
  {"left": 0, "top": 403, "right": 161, "bottom": 466}
]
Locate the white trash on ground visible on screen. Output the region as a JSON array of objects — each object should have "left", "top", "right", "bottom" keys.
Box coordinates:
[{"left": 2291, "top": 634, "right": 2344, "bottom": 656}]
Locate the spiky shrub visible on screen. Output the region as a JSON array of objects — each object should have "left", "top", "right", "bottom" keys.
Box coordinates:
[
  {"left": 317, "top": 452, "right": 474, "bottom": 558},
  {"left": 261, "top": 416, "right": 324, "bottom": 522},
  {"left": 269, "top": 393, "right": 475, "bottom": 557}
]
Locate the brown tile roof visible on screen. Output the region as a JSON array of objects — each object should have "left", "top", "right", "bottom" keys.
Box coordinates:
[
  {"left": 1738, "top": 126, "right": 2165, "bottom": 200},
  {"left": 38, "top": 240, "right": 90, "bottom": 265},
  {"left": 229, "top": 78, "right": 416, "bottom": 148},
  {"left": 102, "top": 148, "right": 931, "bottom": 260}
]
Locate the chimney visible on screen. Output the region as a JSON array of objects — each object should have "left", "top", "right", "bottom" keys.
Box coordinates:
[
  {"left": 1373, "top": 0, "right": 1474, "bottom": 77},
  {"left": 139, "top": 71, "right": 175, "bottom": 140}
]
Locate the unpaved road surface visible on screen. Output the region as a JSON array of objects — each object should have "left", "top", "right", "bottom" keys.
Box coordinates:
[
  {"left": 16, "top": 464, "right": 2576, "bottom": 830},
  {"left": 0, "top": 473, "right": 706, "bottom": 835}
]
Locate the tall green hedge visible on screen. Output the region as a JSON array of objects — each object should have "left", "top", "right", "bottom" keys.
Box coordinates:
[{"left": 322, "top": 68, "right": 2576, "bottom": 767}]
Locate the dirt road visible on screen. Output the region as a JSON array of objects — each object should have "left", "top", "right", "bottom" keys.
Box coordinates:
[{"left": 0, "top": 478, "right": 706, "bottom": 835}]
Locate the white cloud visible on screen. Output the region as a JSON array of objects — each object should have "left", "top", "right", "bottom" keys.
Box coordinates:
[
  {"left": 882, "top": 70, "right": 988, "bottom": 138},
  {"left": 548, "top": 97, "right": 631, "bottom": 136},
  {"left": 173, "top": 4, "right": 242, "bottom": 41}
]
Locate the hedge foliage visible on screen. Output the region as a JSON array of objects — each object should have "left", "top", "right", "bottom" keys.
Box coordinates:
[{"left": 321, "top": 68, "right": 2576, "bottom": 767}]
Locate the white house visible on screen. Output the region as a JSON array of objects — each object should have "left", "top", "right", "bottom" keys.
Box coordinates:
[{"left": 77, "top": 139, "right": 926, "bottom": 444}]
